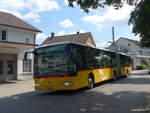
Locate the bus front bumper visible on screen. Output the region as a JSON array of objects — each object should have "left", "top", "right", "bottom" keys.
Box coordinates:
[{"left": 34, "top": 78, "right": 76, "bottom": 91}]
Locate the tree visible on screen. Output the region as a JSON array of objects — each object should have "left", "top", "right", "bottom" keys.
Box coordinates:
[
  {"left": 129, "top": 0, "right": 150, "bottom": 47},
  {"left": 68, "top": 0, "right": 150, "bottom": 47}
]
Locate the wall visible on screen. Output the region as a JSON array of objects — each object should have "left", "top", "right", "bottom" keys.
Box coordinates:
[
  {"left": 116, "top": 39, "right": 138, "bottom": 55},
  {"left": 0, "top": 25, "right": 36, "bottom": 80},
  {"left": 17, "top": 48, "right": 34, "bottom": 80},
  {"left": 85, "top": 37, "right": 96, "bottom": 47},
  {"left": 108, "top": 38, "right": 150, "bottom": 70},
  {"left": 0, "top": 25, "right": 35, "bottom": 44},
  {"left": 138, "top": 47, "right": 150, "bottom": 56}
]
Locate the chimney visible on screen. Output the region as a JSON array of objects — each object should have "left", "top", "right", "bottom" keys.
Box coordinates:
[
  {"left": 51, "top": 32, "right": 55, "bottom": 38},
  {"left": 77, "top": 31, "right": 80, "bottom": 34}
]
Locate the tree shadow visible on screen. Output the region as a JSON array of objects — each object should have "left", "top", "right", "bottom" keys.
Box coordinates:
[
  {"left": 0, "top": 81, "right": 17, "bottom": 84},
  {"left": 111, "top": 77, "right": 150, "bottom": 85},
  {"left": 107, "top": 72, "right": 150, "bottom": 85},
  {"left": 0, "top": 89, "right": 149, "bottom": 113}
]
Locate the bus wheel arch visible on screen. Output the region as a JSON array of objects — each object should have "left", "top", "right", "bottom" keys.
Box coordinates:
[{"left": 87, "top": 73, "right": 95, "bottom": 89}]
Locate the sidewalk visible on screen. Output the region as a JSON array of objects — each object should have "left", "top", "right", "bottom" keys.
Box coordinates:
[
  {"left": 131, "top": 70, "right": 148, "bottom": 75},
  {"left": 18, "top": 74, "right": 33, "bottom": 81},
  {"left": 0, "top": 79, "right": 34, "bottom": 98}
]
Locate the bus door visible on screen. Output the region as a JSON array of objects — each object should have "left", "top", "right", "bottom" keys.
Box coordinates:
[{"left": 116, "top": 53, "right": 121, "bottom": 77}]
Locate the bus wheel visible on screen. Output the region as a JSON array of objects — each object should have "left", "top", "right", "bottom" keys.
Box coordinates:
[
  {"left": 113, "top": 71, "right": 117, "bottom": 80},
  {"left": 87, "top": 75, "right": 94, "bottom": 89},
  {"left": 126, "top": 69, "right": 129, "bottom": 77}
]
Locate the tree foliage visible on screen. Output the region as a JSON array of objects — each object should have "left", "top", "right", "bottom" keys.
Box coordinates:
[
  {"left": 68, "top": 0, "right": 150, "bottom": 47},
  {"left": 129, "top": 0, "right": 150, "bottom": 47},
  {"left": 68, "top": 0, "right": 135, "bottom": 12}
]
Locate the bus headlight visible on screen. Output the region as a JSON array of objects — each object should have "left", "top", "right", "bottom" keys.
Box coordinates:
[
  {"left": 35, "top": 83, "right": 40, "bottom": 87},
  {"left": 63, "top": 82, "right": 73, "bottom": 86}
]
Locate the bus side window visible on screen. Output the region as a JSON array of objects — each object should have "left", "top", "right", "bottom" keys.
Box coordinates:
[
  {"left": 99, "top": 52, "right": 111, "bottom": 68},
  {"left": 95, "top": 50, "right": 102, "bottom": 68},
  {"left": 95, "top": 51, "right": 112, "bottom": 68},
  {"left": 68, "top": 46, "right": 78, "bottom": 75},
  {"left": 110, "top": 53, "right": 117, "bottom": 67},
  {"left": 72, "top": 46, "right": 85, "bottom": 70},
  {"left": 95, "top": 50, "right": 101, "bottom": 68},
  {"left": 83, "top": 48, "right": 95, "bottom": 69}
]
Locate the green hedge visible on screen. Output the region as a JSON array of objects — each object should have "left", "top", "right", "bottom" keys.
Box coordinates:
[{"left": 136, "top": 65, "right": 147, "bottom": 70}]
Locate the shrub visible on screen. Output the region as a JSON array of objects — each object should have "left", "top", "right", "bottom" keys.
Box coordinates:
[
  {"left": 136, "top": 65, "right": 146, "bottom": 70},
  {"left": 141, "top": 59, "right": 149, "bottom": 68}
]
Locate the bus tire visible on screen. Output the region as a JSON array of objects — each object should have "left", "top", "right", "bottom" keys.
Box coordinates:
[
  {"left": 113, "top": 71, "right": 117, "bottom": 80},
  {"left": 126, "top": 69, "right": 129, "bottom": 77},
  {"left": 87, "top": 75, "right": 94, "bottom": 89}
]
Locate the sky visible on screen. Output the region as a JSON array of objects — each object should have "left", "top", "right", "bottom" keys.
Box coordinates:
[{"left": 0, "top": 0, "right": 140, "bottom": 48}]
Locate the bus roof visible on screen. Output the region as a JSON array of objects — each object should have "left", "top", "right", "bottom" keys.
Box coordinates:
[{"left": 36, "top": 41, "right": 113, "bottom": 53}]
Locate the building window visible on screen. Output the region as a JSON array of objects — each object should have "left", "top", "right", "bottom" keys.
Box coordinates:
[
  {"left": 139, "top": 50, "right": 143, "bottom": 55},
  {"left": 2, "top": 30, "right": 6, "bottom": 40},
  {"left": 0, "top": 61, "right": 4, "bottom": 74},
  {"left": 25, "top": 38, "right": 29, "bottom": 43},
  {"left": 128, "top": 43, "right": 131, "bottom": 47},
  {"left": 0, "top": 29, "right": 7, "bottom": 41},
  {"left": 23, "top": 59, "right": 32, "bottom": 72}
]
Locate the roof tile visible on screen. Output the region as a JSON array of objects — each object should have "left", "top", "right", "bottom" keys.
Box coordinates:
[
  {"left": 42, "top": 32, "right": 96, "bottom": 46},
  {"left": 0, "top": 11, "right": 41, "bottom": 32}
]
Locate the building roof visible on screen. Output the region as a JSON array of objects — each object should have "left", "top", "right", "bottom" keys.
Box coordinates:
[
  {"left": 119, "top": 37, "right": 140, "bottom": 45},
  {"left": 37, "top": 41, "right": 110, "bottom": 52},
  {"left": 109, "top": 37, "right": 140, "bottom": 47},
  {"left": 42, "top": 32, "right": 96, "bottom": 46},
  {"left": 0, "top": 11, "right": 41, "bottom": 32}
]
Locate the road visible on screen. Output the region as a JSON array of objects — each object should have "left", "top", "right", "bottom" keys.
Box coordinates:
[{"left": 0, "top": 70, "right": 150, "bottom": 113}]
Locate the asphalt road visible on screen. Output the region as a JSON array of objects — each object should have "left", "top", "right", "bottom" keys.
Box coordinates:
[{"left": 0, "top": 70, "right": 150, "bottom": 113}]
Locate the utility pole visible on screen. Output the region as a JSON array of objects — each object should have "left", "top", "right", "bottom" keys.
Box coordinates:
[
  {"left": 112, "top": 26, "right": 115, "bottom": 45},
  {"left": 112, "top": 26, "right": 120, "bottom": 77}
]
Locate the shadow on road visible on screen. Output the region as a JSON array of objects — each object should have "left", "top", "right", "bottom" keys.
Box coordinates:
[
  {"left": 0, "top": 81, "right": 17, "bottom": 84},
  {"left": 110, "top": 76, "right": 150, "bottom": 85},
  {"left": 0, "top": 71, "right": 150, "bottom": 113},
  {"left": 108, "top": 70, "right": 150, "bottom": 85},
  {"left": 0, "top": 89, "right": 149, "bottom": 113}
]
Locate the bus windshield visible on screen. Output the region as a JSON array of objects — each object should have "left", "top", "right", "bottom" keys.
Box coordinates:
[{"left": 34, "top": 44, "right": 68, "bottom": 76}]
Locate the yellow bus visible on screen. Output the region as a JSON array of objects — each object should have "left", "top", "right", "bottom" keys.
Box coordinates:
[{"left": 25, "top": 42, "right": 132, "bottom": 91}]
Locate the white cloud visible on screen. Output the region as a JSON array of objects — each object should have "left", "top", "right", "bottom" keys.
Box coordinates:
[
  {"left": 64, "top": 0, "right": 68, "bottom": 5},
  {"left": 26, "top": 0, "right": 60, "bottom": 12},
  {"left": 36, "top": 33, "right": 48, "bottom": 44},
  {"left": 33, "top": 19, "right": 41, "bottom": 23},
  {"left": 0, "top": 0, "right": 26, "bottom": 12},
  {"left": 59, "top": 19, "right": 76, "bottom": 28},
  {"left": 0, "top": 0, "right": 60, "bottom": 22},
  {"left": 82, "top": 4, "right": 134, "bottom": 31},
  {"left": 78, "top": 29, "right": 86, "bottom": 33},
  {"left": 22, "top": 12, "right": 41, "bottom": 23},
  {"left": 23, "top": 12, "right": 39, "bottom": 20},
  {"left": 56, "top": 29, "right": 86, "bottom": 36},
  {"left": 64, "top": 0, "right": 77, "bottom": 6},
  {"left": 56, "top": 30, "right": 66, "bottom": 36},
  {"left": 69, "top": 29, "right": 86, "bottom": 34},
  {"left": 96, "top": 41, "right": 111, "bottom": 48}
]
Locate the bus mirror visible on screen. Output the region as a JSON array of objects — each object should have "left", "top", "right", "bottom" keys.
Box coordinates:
[
  {"left": 24, "top": 52, "right": 28, "bottom": 60},
  {"left": 33, "top": 51, "right": 37, "bottom": 55},
  {"left": 24, "top": 51, "right": 35, "bottom": 60}
]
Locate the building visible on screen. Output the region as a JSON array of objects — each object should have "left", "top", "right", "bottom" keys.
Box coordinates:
[
  {"left": 0, "top": 11, "right": 41, "bottom": 81},
  {"left": 42, "top": 32, "right": 96, "bottom": 47},
  {"left": 108, "top": 37, "right": 150, "bottom": 70}
]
